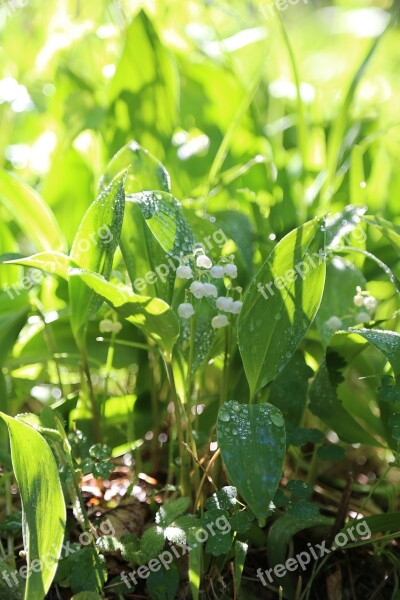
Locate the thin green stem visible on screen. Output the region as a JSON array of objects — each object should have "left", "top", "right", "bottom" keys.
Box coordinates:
[{"left": 163, "top": 356, "right": 190, "bottom": 496}]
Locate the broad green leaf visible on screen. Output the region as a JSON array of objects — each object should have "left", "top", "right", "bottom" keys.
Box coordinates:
[
  {"left": 2, "top": 252, "right": 73, "bottom": 279},
  {"left": 347, "top": 328, "right": 400, "bottom": 379},
  {"left": 0, "top": 170, "right": 66, "bottom": 252},
  {"left": 120, "top": 199, "right": 176, "bottom": 302},
  {"left": 107, "top": 11, "right": 179, "bottom": 158},
  {"left": 132, "top": 191, "right": 195, "bottom": 258},
  {"left": 238, "top": 217, "right": 326, "bottom": 397},
  {"left": 217, "top": 401, "right": 286, "bottom": 521},
  {"left": 309, "top": 356, "right": 382, "bottom": 446},
  {"left": 69, "top": 270, "right": 179, "bottom": 355},
  {"left": 69, "top": 173, "right": 125, "bottom": 348},
  {"left": 0, "top": 414, "right": 66, "bottom": 600},
  {"left": 99, "top": 140, "right": 171, "bottom": 195}
]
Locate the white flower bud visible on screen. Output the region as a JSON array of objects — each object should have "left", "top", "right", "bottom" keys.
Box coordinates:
[
  {"left": 325, "top": 316, "right": 342, "bottom": 330},
  {"left": 224, "top": 264, "right": 237, "bottom": 278},
  {"left": 212, "top": 315, "right": 229, "bottom": 329},
  {"left": 178, "top": 303, "right": 195, "bottom": 319},
  {"left": 231, "top": 301, "right": 243, "bottom": 314},
  {"left": 190, "top": 281, "right": 206, "bottom": 299},
  {"left": 355, "top": 311, "right": 371, "bottom": 324},
  {"left": 210, "top": 265, "right": 225, "bottom": 278},
  {"left": 99, "top": 319, "right": 114, "bottom": 333},
  {"left": 216, "top": 296, "right": 233, "bottom": 312},
  {"left": 196, "top": 255, "right": 212, "bottom": 269},
  {"left": 353, "top": 294, "right": 364, "bottom": 307},
  {"left": 176, "top": 265, "right": 193, "bottom": 279},
  {"left": 364, "top": 296, "right": 378, "bottom": 312},
  {"left": 203, "top": 283, "right": 218, "bottom": 298}
]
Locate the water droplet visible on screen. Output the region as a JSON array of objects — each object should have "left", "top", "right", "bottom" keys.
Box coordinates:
[
  {"left": 271, "top": 413, "right": 284, "bottom": 427},
  {"left": 219, "top": 411, "right": 230, "bottom": 422}
]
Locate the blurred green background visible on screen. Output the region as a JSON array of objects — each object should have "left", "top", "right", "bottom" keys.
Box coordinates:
[{"left": 0, "top": 0, "right": 399, "bottom": 255}]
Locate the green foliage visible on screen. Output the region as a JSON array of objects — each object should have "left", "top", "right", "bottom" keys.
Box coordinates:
[
  {"left": 0, "top": 414, "right": 66, "bottom": 600},
  {"left": 217, "top": 401, "right": 286, "bottom": 521},
  {"left": 238, "top": 218, "right": 326, "bottom": 398}
]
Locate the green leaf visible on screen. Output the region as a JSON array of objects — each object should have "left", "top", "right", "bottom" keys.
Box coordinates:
[
  {"left": 139, "top": 527, "right": 165, "bottom": 563},
  {"left": 217, "top": 401, "right": 286, "bottom": 521},
  {"left": 99, "top": 140, "right": 171, "bottom": 195},
  {"left": 107, "top": 11, "right": 179, "bottom": 158},
  {"left": 286, "top": 480, "right": 313, "bottom": 500},
  {"left": 68, "top": 173, "right": 125, "bottom": 349},
  {"left": 146, "top": 563, "right": 180, "bottom": 600},
  {"left": 155, "top": 497, "right": 190, "bottom": 527},
  {"left": 69, "top": 549, "right": 107, "bottom": 594},
  {"left": 203, "top": 510, "right": 232, "bottom": 556},
  {"left": 230, "top": 511, "right": 253, "bottom": 533},
  {"left": 120, "top": 198, "right": 176, "bottom": 303},
  {"left": 239, "top": 217, "right": 326, "bottom": 398},
  {"left": 2, "top": 252, "right": 73, "bottom": 279},
  {"left": 0, "top": 414, "right": 66, "bottom": 600},
  {"left": 205, "top": 486, "right": 237, "bottom": 512},
  {"left": 0, "top": 170, "right": 66, "bottom": 252},
  {"left": 309, "top": 356, "right": 381, "bottom": 446},
  {"left": 347, "top": 328, "right": 400, "bottom": 379},
  {"left": 132, "top": 191, "right": 195, "bottom": 258},
  {"left": 69, "top": 270, "right": 179, "bottom": 355},
  {"left": 287, "top": 501, "right": 320, "bottom": 519}
]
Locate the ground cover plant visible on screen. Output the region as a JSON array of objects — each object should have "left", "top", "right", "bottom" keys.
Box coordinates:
[{"left": 0, "top": 0, "right": 400, "bottom": 599}]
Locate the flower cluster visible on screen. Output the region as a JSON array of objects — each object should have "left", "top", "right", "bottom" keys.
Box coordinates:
[
  {"left": 176, "top": 249, "right": 242, "bottom": 329},
  {"left": 324, "top": 286, "right": 379, "bottom": 332}
]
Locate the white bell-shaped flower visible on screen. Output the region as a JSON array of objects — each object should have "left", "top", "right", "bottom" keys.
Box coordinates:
[
  {"left": 178, "top": 303, "right": 195, "bottom": 318},
  {"left": 190, "top": 281, "right": 206, "bottom": 299},
  {"left": 224, "top": 264, "right": 237, "bottom": 278},
  {"left": 203, "top": 283, "right": 218, "bottom": 298},
  {"left": 196, "top": 255, "right": 213, "bottom": 269},
  {"left": 212, "top": 315, "right": 229, "bottom": 329},
  {"left": 210, "top": 265, "right": 224, "bottom": 278},
  {"left": 364, "top": 296, "right": 378, "bottom": 312},
  {"left": 231, "top": 300, "right": 243, "bottom": 314},
  {"left": 176, "top": 265, "right": 193, "bottom": 279},
  {"left": 216, "top": 296, "right": 233, "bottom": 312}
]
